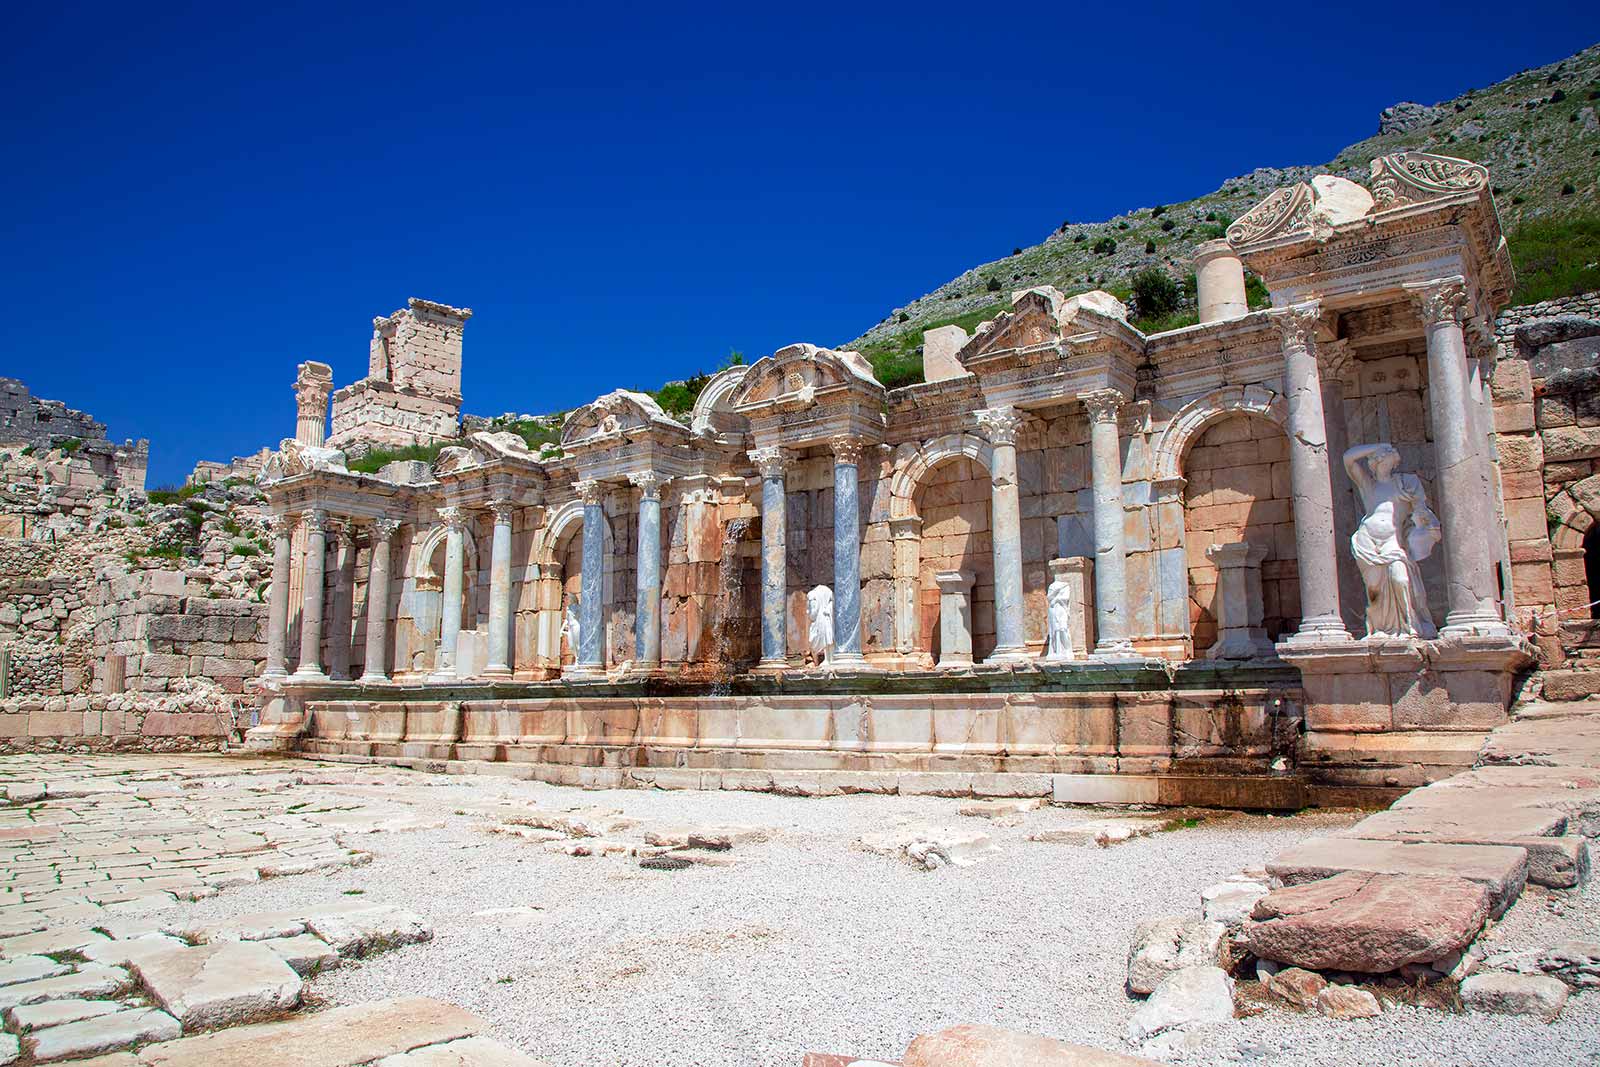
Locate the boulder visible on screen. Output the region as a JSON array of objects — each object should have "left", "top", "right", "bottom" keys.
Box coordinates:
[
  {"left": 1461, "top": 972, "right": 1569, "bottom": 1021},
  {"left": 1126, "top": 966, "right": 1235, "bottom": 1042},
  {"left": 1126, "top": 918, "right": 1226, "bottom": 996},
  {"left": 902, "top": 1024, "right": 1156, "bottom": 1066},
  {"left": 1243, "top": 871, "right": 1489, "bottom": 973},
  {"left": 1315, "top": 984, "right": 1381, "bottom": 1019},
  {"left": 1262, "top": 967, "right": 1325, "bottom": 1010}
]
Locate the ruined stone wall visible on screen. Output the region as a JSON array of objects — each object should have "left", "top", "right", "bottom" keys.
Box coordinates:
[
  {"left": 93, "top": 570, "right": 267, "bottom": 697},
  {"left": 329, "top": 299, "right": 469, "bottom": 452},
  {"left": 0, "top": 377, "right": 105, "bottom": 449}
]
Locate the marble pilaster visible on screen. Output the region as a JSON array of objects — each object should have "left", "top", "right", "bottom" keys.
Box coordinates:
[
  {"left": 360, "top": 518, "right": 399, "bottom": 682},
  {"left": 934, "top": 570, "right": 974, "bottom": 668},
  {"left": 975, "top": 405, "right": 1027, "bottom": 661},
  {"left": 1317, "top": 340, "right": 1366, "bottom": 635},
  {"left": 328, "top": 522, "right": 357, "bottom": 680}
]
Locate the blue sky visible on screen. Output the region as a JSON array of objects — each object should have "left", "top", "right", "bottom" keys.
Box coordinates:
[{"left": 2, "top": 2, "right": 1593, "bottom": 485}]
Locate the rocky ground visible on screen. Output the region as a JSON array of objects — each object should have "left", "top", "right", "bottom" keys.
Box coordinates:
[{"left": 2, "top": 755, "right": 1595, "bottom": 1066}]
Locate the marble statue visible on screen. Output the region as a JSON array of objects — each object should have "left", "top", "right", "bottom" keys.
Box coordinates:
[
  {"left": 562, "top": 597, "right": 581, "bottom": 661},
  {"left": 1343, "top": 443, "right": 1441, "bottom": 639},
  {"left": 806, "top": 584, "right": 835, "bottom": 667},
  {"left": 1045, "top": 570, "right": 1074, "bottom": 660}
]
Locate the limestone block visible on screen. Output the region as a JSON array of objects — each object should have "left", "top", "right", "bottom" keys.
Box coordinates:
[
  {"left": 0, "top": 965, "right": 129, "bottom": 1012},
  {"left": 304, "top": 906, "right": 432, "bottom": 958},
  {"left": 0, "top": 956, "right": 70, "bottom": 989},
  {"left": 1126, "top": 917, "right": 1226, "bottom": 995},
  {"left": 373, "top": 1036, "right": 554, "bottom": 1066},
  {"left": 27, "top": 1007, "right": 180, "bottom": 1062},
  {"left": 1125, "top": 966, "right": 1234, "bottom": 1041},
  {"left": 1461, "top": 972, "right": 1568, "bottom": 1021},
  {"left": 1315, "top": 984, "right": 1381, "bottom": 1019},
  {"left": 132, "top": 942, "right": 301, "bottom": 1030},
  {"left": 5, "top": 997, "right": 120, "bottom": 1032},
  {"left": 923, "top": 325, "right": 971, "bottom": 383},
  {"left": 901, "top": 1025, "right": 1155, "bottom": 1067}
]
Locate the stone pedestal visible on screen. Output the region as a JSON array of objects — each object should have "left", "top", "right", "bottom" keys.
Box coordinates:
[
  {"left": 934, "top": 571, "right": 974, "bottom": 668},
  {"left": 1204, "top": 541, "right": 1275, "bottom": 661}
]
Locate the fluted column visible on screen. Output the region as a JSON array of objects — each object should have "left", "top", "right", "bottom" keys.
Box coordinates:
[
  {"left": 263, "top": 514, "right": 293, "bottom": 679},
  {"left": 628, "top": 473, "right": 666, "bottom": 670},
  {"left": 751, "top": 447, "right": 792, "bottom": 668},
  {"left": 1408, "top": 278, "right": 1510, "bottom": 636},
  {"left": 434, "top": 506, "right": 467, "bottom": 678},
  {"left": 574, "top": 480, "right": 607, "bottom": 675},
  {"left": 329, "top": 522, "right": 357, "bottom": 680},
  {"left": 484, "top": 499, "right": 516, "bottom": 678},
  {"left": 830, "top": 435, "right": 867, "bottom": 666},
  {"left": 1081, "top": 391, "right": 1136, "bottom": 657},
  {"left": 976, "top": 406, "right": 1028, "bottom": 661},
  {"left": 360, "top": 519, "right": 399, "bottom": 682},
  {"left": 1318, "top": 340, "right": 1366, "bottom": 636},
  {"left": 291, "top": 509, "right": 329, "bottom": 681},
  {"left": 1272, "top": 303, "right": 1352, "bottom": 646}
]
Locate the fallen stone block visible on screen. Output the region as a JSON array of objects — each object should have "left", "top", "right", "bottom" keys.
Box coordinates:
[
  {"left": 641, "top": 824, "right": 770, "bottom": 848},
  {"left": 1200, "top": 881, "right": 1268, "bottom": 928},
  {"left": 1243, "top": 871, "right": 1488, "bottom": 973},
  {"left": 1315, "top": 984, "right": 1381, "bottom": 1019},
  {"left": 1478, "top": 709, "right": 1600, "bottom": 771},
  {"left": 304, "top": 906, "right": 432, "bottom": 958},
  {"left": 1461, "top": 972, "right": 1569, "bottom": 1021},
  {"left": 956, "top": 798, "right": 1045, "bottom": 820},
  {"left": 6, "top": 996, "right": 121, "bottom": 1032},
  {"left": 1262, "top": 966, "right": 1325, "bottom": 1010},
  {"left": 0, "top": 956, "right": 71, "bottom": 989},
  {"left": 516, "top": 808, "right": 638, "bottom": 838},
  {"left": 181, "top": 911, "right": 306, "bottom": 944},
  {"left": 372, "top": 1035, "right": 554, "bottom": 1065},
  {"left": 0, "top": 965, "right": 129, "bottom": 1011},
  {"left": 28, "top": 1007, "right": 180, "bottom": 1063},
  {"left": 1126, "top": 917, "right": 1226, "bottom": 996},
  {"left": 1266, "top": 837, "right": 1528, "bottom": 916},
  {"left": 859, "top": 826, "right": 997, "bottom": 870},
  {"left": 132, "top": 941, "right": 301, "bottom": 1030},
  {"left": 1340, "top": 802, "right": 1589, "bottom": 887},
  {"left": 1126, "top": 966, "right": 1234, "bottom": 1042},
  {"left": 1028, "top": 818, "right": 1164, "bottom": 847},
  {"left": 82, "top": 935, "right": 187, "bottom": 969},
  {"left": 901, "top": 1024, "right": 1156, "bottom": 1066}
]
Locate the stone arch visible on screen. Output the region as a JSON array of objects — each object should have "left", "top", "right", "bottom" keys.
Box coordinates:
[
  {"left": 889, "top": 434, "right": 995, "bottom": 521},
  {"left": 689, "top": 364, "right": 751, "bottom": 437},
  {"left": 1152, "top": 384, "right": 1288, "bottom": 484},
  {"left": 530, "top": 496, "right": 619, "bottom": 668},
  {"left": 1550, "top": 490, "right": 1598, "bottom": 623}
]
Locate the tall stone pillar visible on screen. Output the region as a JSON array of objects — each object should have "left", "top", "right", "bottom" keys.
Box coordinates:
[
  {"left": 484, "top": 499, "right": 516, "bottom": 679},
  {"left": 1408, "top": 278, "right": 1510, "bottom": 636},
  {"left": 1272, "top": 303, "right": 1352, "bottom": 646},
  {"left": 1467, "top": 324, "right": 1511, "bottom": 616},
  {"left": 294, "top": 362, "right": 334, "bottom": 447},
  {"left": 291, "top": 509, "right": 329, "bottom": 681},
  {"left": 830, "top": 435, "right": 867, "bottom": 666},
  {"left": 434, "top": 506, "right": 467, "bottom": 679},
  {"left": 360, "top": 519, "right": 399, "bottom": 682},
  {"left": 890, "top": 516, "right": 922, "bottom": 655},
  {"left": 1318, "top": 340, "right": 1366, "bottom": 635},
  {"left": 263, "top": 514, "right": 294, "bottom": 679},
  {"left": 329, "top": 523, "right": 357, "bottom": 680},
  {"left": 1081, "top": 391, "right": 1136, "bottom": 657},
  {"left": 630, "top": 472, "right": 666, "bottom": 670},
  {"left": 751, "top": 447, "right": 792, "bottom": 668},
  {"left": 574, "top": 480, "right": 607, "bottom": 676},
  {"left": 976, "top": 406, "right": 1028, "bottom": 661},
  {"left": 934, "top": 571, "right": 975, "bottom": 668}
]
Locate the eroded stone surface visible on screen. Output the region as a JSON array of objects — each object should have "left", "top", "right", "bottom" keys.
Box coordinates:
[
  {"left": 132, "top": 941, "right": 301, "bottom": 1030},
  {"left": 1461, "top": 972, "right": 1569, "bottom": 1021},
  {"left": 859, "top": 826, "right": 997, "bottom": 870},
  {"left": 28, "top": 1007, "right": 181, "bottom": 1063},
  {"left": 0, "top": 965, "right": 129, "bottom": 1012},
  {"left": 304, "top": 906, "right": 433, "bottom": 958},
  {"left": 1126, "top": 918, "right": 1225, "bottom": 996},
  {"left": 1266, "top": 837, "right": 1527, "bottom": 916},
  {"left": 902, "top": 1024, "right": 1157, "bottom": 1066},
  {"left": 0, "top": 956, "right": 70, "bottom": 989},
  {"left": 1125, "top": 966, "right": 1234, "bottom": 1041},
  {"left": 1262, "top": 966, "right": 1325, "bottom": 1010},
  {"left": 372, "top": 1035, "right": 554, "bottom": 1066},
  {"left": 1315, "top": 984, "right": 1381, "bottom": 1020},
  {"left": 1200, "top": 881, "right": 1268, "bottom": 928},
  {"left": 7, "top": 996, "right": 122, "bottom": 1032}
]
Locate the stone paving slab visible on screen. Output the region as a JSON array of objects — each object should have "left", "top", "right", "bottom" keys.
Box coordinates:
[
  {"left": 261, "top": 933, "right": 341, "bottom": 975},
  {"left": 372, "top": 1035, "right": 553, "bottom": 1066},
  {"left": 1478, "top": 705, "right": 1600, "bottom": 770},
  {"left": 304, "top": 905, "right": 432, "bottom": 958},
  {"left": 0, "top": 955, "right": 71, "bottom": 988},
  {"left": 1266, "top": 837, "right": 1530, "bottom": 916},
  {"left": 132, "top": 941, "right": 301, "bottom": 1030},
  {"left": 29, "top": 1007, "right": 181, "bottom": 1063},
  {"left": 1338, "top": 804, "right": 1590, "bottom": 888},
  {"left": 7, "top": 995, "right": 123, "bottom": 1031},
  {"left": 0, "top": 964, "right": 128, "bottom": 1011}
]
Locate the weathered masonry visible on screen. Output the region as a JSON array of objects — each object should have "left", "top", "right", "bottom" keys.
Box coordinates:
[{"left": 247, "top": 153, "right": 1548, "bottom": 807}]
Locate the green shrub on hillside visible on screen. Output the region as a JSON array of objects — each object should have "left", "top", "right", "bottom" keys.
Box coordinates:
[
  {"left": 346, "top": 442, "right": 448, "bottom": 475},
  {"left": 1130, "top": 268, "right": 1184, "bottom": 322},
  {"left": 1509, "top": 212, "right": 1600, "bottom": 304}
]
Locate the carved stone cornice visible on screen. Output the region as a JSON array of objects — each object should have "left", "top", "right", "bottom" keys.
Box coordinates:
[
  {"left": 1078, "top": 390, "right": 1127, "bottom": 424},
  {"left": 575, "top": 479, "right": 605, "bottom": 506},
  {"left": 370, "top": 517, "right": 401, "bottom": 541},
  {"left": 627, "top": 471, "right": 666, "bottom": 500},
  {"left": 829, "top": 435, "right": 867, "bottom": 466},
  {"left": 1369, "top": 152, "right": 1489, "bottom": 211},
  {"left": 1269, "top": 302, "right": 1322, "bottom": 351},
  {"left": 437, "top": 505, "right": 467, "bottom": 532},
  {"left": 1226, "top": 182, "right": 1313, "bottom": 247},
  {"left": 749, "top": 446, "right": 793, "bottom": 479},
  {"left": 973, "top": 406, "right": 1023, "bottom": 447},
  {"left": 1407, "top": 276, "right": 1468, "bottom": 328}
]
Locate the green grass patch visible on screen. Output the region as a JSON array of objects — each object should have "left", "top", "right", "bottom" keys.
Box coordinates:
[
  {"left": 1508, "top": 211, "right": 1600, "bottom": 304},
  {"left": 346, "top": 442, "right": 449, "bottom": 475}
]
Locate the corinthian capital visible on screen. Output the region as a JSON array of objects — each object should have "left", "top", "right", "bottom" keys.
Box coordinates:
[
  {"left": 300, "top": 509, "right": 328, "bottom": 536},
  {"left": 749, "top": 446, "right": 793, "bottom": 479},
  {"left": 488, "top": 498, "right": 517, "bottom": 523},
  {"left": 370, "top": 517, "right": 401, "bottom": 541},
  {"left": 437, "top": 505, "right": 467, "bottom": 531},
  {"left": 1316, "top": 339, "right": 1355, "bottom": 386},
  {"left": 1078, "top": 390, "right": 1127, "bottom": 424},
  {"left": 1269, "top": 301, "right": 1322, "bottom": 351},
  {"left": 575, "top": 479, "right": 605, "bottom": 506},
  {"left": 1407, "top": 276, "right": 1468, "bottom": 328},
  {"left": 628, "top": 471, "right": 666, "bottom": 500},
  {"left": 974, "top": 406, "right": 1023, "bottom": 447},
  {"left": 267, "top": 513, "right": 294, "bottom": 539},
  {"left": 829, "top": 435, "right": 867, "bottom": 466}
]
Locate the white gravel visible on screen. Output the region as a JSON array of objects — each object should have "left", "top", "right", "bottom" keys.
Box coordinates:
[{"left": 167, "top": 771, "right": 1600, "bottom": 1067}]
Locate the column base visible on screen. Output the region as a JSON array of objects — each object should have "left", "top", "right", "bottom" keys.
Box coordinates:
[
  {"left": 357, "top": 673, "right": 390, "bottom": 685},
  {"left": 752, "top": 657, "right": 791, "bottom": 673},
  {"left": 1441, "top": 609, "right": 1514, "bottom": 640},
  {"left": 983, "top": 645, "right": 1032, "bottom": 665},
  {"left": 828, "top": 651, "right": 874, "bottom": 672},
  {"left": 563, "top": 664, "right": 608, "bottom": 681},
  {"left": 936, "top": 656, "right": 975, "bottom": 670},
  {"left": 481, "top": 666, "right": 513, "bottom": 681},
  {"left": 287, "top": 668, "right": 328, "bottom": 683},
  {"left": 1277, "top": 618, "right": 1354, "bottom": 650},
  {"left": 260, "top": 667, "right": 288, "bottom": 681},
  {"left": 1089, "top": 638, "right": 1144, "bottom": 662}
]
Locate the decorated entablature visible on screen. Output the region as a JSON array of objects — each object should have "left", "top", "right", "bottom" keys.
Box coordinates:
[{"left": 731, "top": 342, "right": 887, "bottom": 447}]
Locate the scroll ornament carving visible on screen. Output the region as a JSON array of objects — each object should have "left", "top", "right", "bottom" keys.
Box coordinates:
[
  {"left": 974, "top": 406, "right": 1023, "bottom": 447},
  {"left": 628, "top": 471, "right": 665, "bottom": 499},
  {"left": 1369, "top": 151, "right": 1489, "bottom": 210},
  {"left": 488, "top": 498, "right": 517, "bottom": 522},
  {"left": 1316, "top": 339, "right": 1355, "bottom": 385},
  {"left": 261, "top": 439, "right": 349, "bottom": 481},
  {"left": 1079, "top": 390, "right": 1126, "bottom": 424},
  {"left": 750, "top": 446, "right": 792, "bottom": 479},
  {"left": 1410, "top": 278, "right": 1468, "bottom": 328},
  {"left": 1225, "top": 183, "right": 1313, "bottom": 246},
  {"left": 1269, "top": 302, "right": 1322, "bottom": 351},
  {"left": 300, "top": 510, "right": 328, "bottom": 536},
  {"left": 829, "top": 435, "right": 867, "bottom": 466},
  {"left": 437, "top": 505, "right": 467, "bottom": 531},
  {"left": 575, "top": 479, "right": 605, "bottom": 506},
  {"left": 370, "top": 517, "right": 401, "bottom": 541}
]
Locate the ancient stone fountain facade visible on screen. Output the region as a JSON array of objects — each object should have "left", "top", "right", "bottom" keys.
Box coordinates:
[{"left": 246, "top": 152, "right": 1539, "bottom": 807}]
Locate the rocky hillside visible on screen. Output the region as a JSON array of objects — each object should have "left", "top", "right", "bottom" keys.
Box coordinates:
[{"left": 845, "top": 41, "right": 1600, "bottom": 386}]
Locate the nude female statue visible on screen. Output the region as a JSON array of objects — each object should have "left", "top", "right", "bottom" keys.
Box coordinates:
[{"left": 1343, "top": 443, "right": 1441, "bottom": 639}]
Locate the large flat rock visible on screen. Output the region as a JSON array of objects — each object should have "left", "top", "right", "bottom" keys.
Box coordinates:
[
  {"left": 1393, "top": 769, "right": 1600, "bottom": 838},
  {"left": 304, "top": 906, "right": 432, "bottom": 958},
  {"left": 1266, "top": 837, "right": 1528, "bottom": 916},
  {"left": 0, "top": 965, "right": 129, "bottom": 1012},
  {"left": 136, "top": 996, "right": 481, "bottom": 1067},
  {"left": 29, "top": 1007, "right": 180, "bottom": 1063},
  {"left": 1339, "top": 804, "right": 1589, "bottom": 888},
  {"left": 1243, "top": 870, "right": 1489, "bottom": 973},
  {"left": 902, "top": 1024, "right": 1158, "bottom": 1066},
  {"left": 132, "top": 941, "right": 301, "bottom": 1030},
  {"left": 372, "top": 1036, "right": 553, "bottom": 1066},
  {"left": 1479, "top": 708, "right": 1600, "bottom": 771}
]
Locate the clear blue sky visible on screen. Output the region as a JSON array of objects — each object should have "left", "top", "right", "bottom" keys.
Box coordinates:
[{"left": 3, "top": 2, "right": 1593, "bottom": 486}]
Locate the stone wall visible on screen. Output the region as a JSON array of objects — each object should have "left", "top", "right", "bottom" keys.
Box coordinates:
[
  {"left": 94, "top": 570, "right": 268, "bottom": 697},
  {"left": 0, "top": 377, "right": 105, "bottom": 449},
  {"left": 328, "top": 298, "right": 470, "bottom": 452}
]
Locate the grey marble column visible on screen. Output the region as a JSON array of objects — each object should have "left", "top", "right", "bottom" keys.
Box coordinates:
[
  {"left": 751, "top": 448, "right": 792, "bottom": 667},
  {"left": 329, "top": 523, "right": 357, "bottom": 680},
  {"left": 435, "top": 506, "right": 467, "bottom": 678},
  {"left": 263, "top": 514, "right": 293, "bottom": 679},
  {"left": 485, "top": 500, "right": 516, "bottom": 678},
  {"left": 1409, "top": 278, "right": 1510, "bottom": 636},
  {"left": 830, "top": 435, "right": 867, "bottom": 666},
  {"left": 1272, "top": 304, "right": 1351, "bottom": 646},
  {"left": 630, "top": 472, "right": 666, "bottom": 669},
  {"left": 1317, "top": 341, "right": 1367, "bottom": 636},
  {"left": 291, "top": 509, "right": 329, "bottom": 681},
  {"left": 976, "top": 406, "right": 1028, "bottom": 661},
  {"left": 575, "top": 480, "right": 607, "bottom": 674},
  {"left": 1081, "top": 391, "right": 1136, "bottom": 657},
  {"left": 360, "top": 519, "right": 398, "bottom": 682}
]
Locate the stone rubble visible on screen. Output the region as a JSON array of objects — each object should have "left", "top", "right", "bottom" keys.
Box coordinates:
[
  {"left": 1125, "top": 966, "right": 1235, "bottom": 1042},
  {"left": 1125, "top": 917, "right": 1226, "bottom": 996},
  {"left": 857, "top": 825, "right": 998, "bottom": 870},
  {"left": 1460, "top": 972, "right": 1570, "bottom": 1021}
]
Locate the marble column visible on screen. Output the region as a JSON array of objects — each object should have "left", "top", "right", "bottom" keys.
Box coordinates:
[
  {"left": 360, "top": 519, "right": 399, "bottom": 682},
  {"left": 630, "top": 472, "right": 666, "bottom": 670},
  {"left": 329, "top": 522, "right": 357, "bottom": 680},
  {"left": 574, "top": 480, "right": 607, "bottom": 675},
  {"left": 751, "top": 447, "right": 792, "bottom": 668},
  {"left": 1468, "top": 322, "right": 1512, "bottom": 616},
  {"left": 1408, "top": 278, "right": 1510, "bottom": 636},
  {"left": 435, "top": 506, "right": 467, "bottom": 679},
  {"left": 484, "top": 499, "right": 516, "bottom": 679},
  {"left": 830, "top": 435, "right": 867, "bottom": 666},
  {"left": 263, "top": 514, "right": 293, "bottom": 679},
  {"left": 976, "top": 406, "right": 1028, "bottom": 661},
  {"left": 291, "top": 509, "right": 329, "bottom": 681},
  {"left": 934, "top": 570, "right": 974, "bottom": 668},
  {"left": 1272, "top": 303, "right": 1352, "bottom": 646},
  {"left": 1317, "top": 340, "right": 1366, "bottom": 636},
  {"left": 1081, "top": 391, "right": 1136, "bottom": 656}
]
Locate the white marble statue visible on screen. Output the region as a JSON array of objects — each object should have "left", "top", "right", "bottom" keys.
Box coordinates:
[
  {"left": 1045, "top": 571, "right": 1074, "bottom": 660},
  {"left": 806, "top": 584, "right": 835, "bottom": 667},
  {"left": 1343, "top": 443, "right": 1441, "bottom": 639},
  {"left": 562, "top": 597, "right": 581, "bottom": 660}
]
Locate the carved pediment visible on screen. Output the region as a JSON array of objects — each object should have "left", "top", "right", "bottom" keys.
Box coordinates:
[
  {"left": 1228, "top": 175, "right": 1378, "bottom": 248},
  {"left": 732, "top": 343, "right": 883, "bottom": 410},
  {"left": 1368, "top": 151, "right": 1489, "bottom": 211},
  {"left": 260, "top": 439, "right": 348, "bottom": 482},
  {"left": 561, "top": 389, "right": 687, "bottom": 448},
  {"left": 689, "top": 364, "right": 751, "bottom": 437},
  {"left": 958, "top": 299, "right": 1060, "bottom": 362},
  {"left": 1227, "top": 183, "right": 1313, "bottom": 246}
]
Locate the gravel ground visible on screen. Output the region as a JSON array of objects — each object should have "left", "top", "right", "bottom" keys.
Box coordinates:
[{"left": 168, "top": 772, "right": 1600, "bottom": 1067}]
